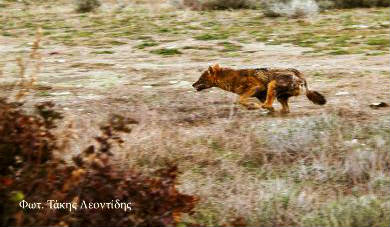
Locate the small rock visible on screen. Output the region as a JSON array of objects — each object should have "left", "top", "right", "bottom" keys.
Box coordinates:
[
  {"left": 344, "top": 139, "right": 359, "bottom": 146},
  {"left": 369, "top": 102, "right": 389, "bottom": 109},
  {"left": 51, "top": 91, "right": 71, "bottom": 96},
  {"left": 336, "top": 91, "right": 349, "bottom": 96},
  {"left": 351, "top": 24, "right": 369, "bottom": 29},
  {"left": 83, "top": 94, "right": 102, "bottom": 100}
]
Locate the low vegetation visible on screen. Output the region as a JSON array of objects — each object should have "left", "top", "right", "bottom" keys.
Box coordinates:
[
  {"left": 75, "top": 0, "right": 101, "bottom": 13},
  {"left": 126, "top": 112, "right": 389, "bottom": 226},
  {"left": 0, "top": 98, "right": 198, "bottom": 227},
  {"left": 150, "top": 48, "right": 183, "bottom": 56},
  {"left": 172, "top": 0, "right": 259, "bottom": 10},
  {"left": 172, "top": 0, "right": 389, "bottom": 11},
  {"left": 327, "top": 0, "right": 390, "bottom": 8}
]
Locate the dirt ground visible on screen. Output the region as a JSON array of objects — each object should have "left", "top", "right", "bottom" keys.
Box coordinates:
[{"left": 1, "top": 3, "right": 389, "bottom": 126}]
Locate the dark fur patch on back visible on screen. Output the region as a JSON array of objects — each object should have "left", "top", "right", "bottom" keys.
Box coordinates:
[
  {"left": 286, "top": 68, "right": 301, "bottom": 76},
  {"left": 255, "top": 67, "right": 269, "bottom": 72}
]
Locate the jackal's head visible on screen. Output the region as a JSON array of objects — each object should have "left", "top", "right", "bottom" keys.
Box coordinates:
[{"left": 192, "top": 64, "right": 221, "bottom": 91}]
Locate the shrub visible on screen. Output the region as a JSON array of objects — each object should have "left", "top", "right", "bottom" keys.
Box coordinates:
[
  {"left": 318, "top": 0, "right": 390, "bottom": 8},
  {"left": 171, "top": 0, "right": 260, "bottom": 10},
  {"left": 174, "top": 0, "right": 390, "bottom": 10},
  {"left": 263, "top": 0, "right": 319, "bottom": 18},
  {"left": 0, "top": 99, "right": 197, "bottom": 227},
  {"left": 75, "top": 0, "right": 101, "bottom": 13}
]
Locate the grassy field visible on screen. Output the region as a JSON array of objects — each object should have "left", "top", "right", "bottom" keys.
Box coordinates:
[{"left": 1, "top": 0, "right": 389, "bottom": 226}]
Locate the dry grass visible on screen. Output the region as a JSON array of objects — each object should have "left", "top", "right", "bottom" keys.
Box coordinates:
[
  {"left": 7, "top": 27, "right": 42, "bottom": 101},
  {"left": 110, "top": 105, "right": 390, "bottom": 226}
]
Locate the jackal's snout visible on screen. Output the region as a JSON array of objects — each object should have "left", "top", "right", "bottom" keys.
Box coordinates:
[{"left": 192, "top": 81, "right": 208, "bottom": 91}]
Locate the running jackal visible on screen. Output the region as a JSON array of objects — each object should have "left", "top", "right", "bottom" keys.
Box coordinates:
[{"left": 192, "top": 64, "right": 326, "bottom": 113}]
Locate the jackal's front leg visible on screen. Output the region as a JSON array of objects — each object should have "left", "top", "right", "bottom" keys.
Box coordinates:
[
  {"left": 238, "top": 87, "right": 262, "bottom": 110},
  {"left": 262, "top": 80, "right": 277, "bottom": 112}
]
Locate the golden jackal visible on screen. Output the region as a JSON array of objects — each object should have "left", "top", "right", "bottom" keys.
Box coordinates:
[{"left": 192, "top": 64, "right": 326, "bottom": 113}]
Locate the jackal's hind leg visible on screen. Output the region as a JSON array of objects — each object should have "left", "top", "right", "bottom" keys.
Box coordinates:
[
  {"left": 277, "top": 95, "right": 290, "bottom": 114},
  {"left": 238, "top": 87, "right": 262, "bottom": 110},
  {"left": 262, "top": 80, "right": 277, "bottom": 112}
]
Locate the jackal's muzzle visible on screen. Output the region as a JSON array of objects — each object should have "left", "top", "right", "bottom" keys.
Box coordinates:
[{"left": 192, "top": 83, "right": 207, "bottom": 91}]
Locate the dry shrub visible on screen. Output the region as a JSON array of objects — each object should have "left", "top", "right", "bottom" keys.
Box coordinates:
[
  {"left": 263, "top": 0, "right": 319, "bottom": 18},
  {"left": 10, "top": 27, "right": 42, "bottom": 102},
  {"left": 318, "top": 0, "right": 390, "bottom": 8},
  {"left": 171, "top": 0, "right": 260, "bottom": 10},
  {"left": 75, "top": 0, "right": 101, "bottom": 13},
  {"left": 173, "top": 0, "right": 389, "bottom": 10},
  {"left": 0, "top": 99, "right": 197, "bottom": 227}
]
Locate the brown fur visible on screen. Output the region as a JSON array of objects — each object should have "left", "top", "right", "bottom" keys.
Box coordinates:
[{"left": 192, "top": 64, "right": 326, "bottom": 113}]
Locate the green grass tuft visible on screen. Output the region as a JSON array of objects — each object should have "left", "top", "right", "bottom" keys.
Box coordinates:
[
  {"left": 92, "top": 50, "right": 115, "bottom": 54},
  {"left": 136, "top": 42, "right": 159, "bottom": 49},
  {"left": 367, "top": 38, "right": 389, "bottom": 46},
  {"left": 194, "top": 33, "right": 229, "bottom": 40},
  {"left": 150, "top": 48, "right": 182, "bottom": 56}
]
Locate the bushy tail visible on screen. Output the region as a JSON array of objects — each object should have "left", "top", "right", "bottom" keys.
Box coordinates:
[{"left": 304, "top": 80, "right": 326, "bottom": 105}]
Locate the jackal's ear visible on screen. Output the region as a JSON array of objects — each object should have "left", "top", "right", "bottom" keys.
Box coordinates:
[
  {"left": 208, "top": 64, "right": 220, "bottom": 74},
  {"left": 213, "top": 64, "right": 221, "bottom": 71},
  {"left": 208, "top": 66, "right": 214, "bottom": 74}
]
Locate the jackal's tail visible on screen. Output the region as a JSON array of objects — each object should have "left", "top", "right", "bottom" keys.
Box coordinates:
[{"left": 304, "top": 80, "right": 326, "bottom": 105}]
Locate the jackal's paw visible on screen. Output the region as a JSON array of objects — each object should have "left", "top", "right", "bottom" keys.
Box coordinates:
[
  {"left": 246, "top": 103, "right": 261, "bottom": 110},
  {"left": 261, "top": 104, "right": 275, "bottom": 112},
  {"left": 280, "top": 109, "right": 290, "bottom": 114}
]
